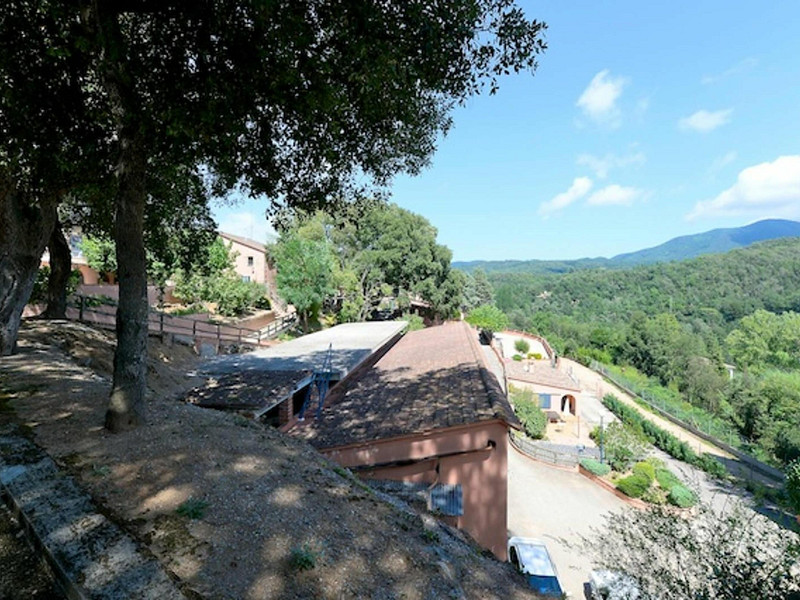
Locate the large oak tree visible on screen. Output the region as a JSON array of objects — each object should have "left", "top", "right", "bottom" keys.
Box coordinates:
[{"left": 1, "top": 0, "right": 546, "bottom": 431}]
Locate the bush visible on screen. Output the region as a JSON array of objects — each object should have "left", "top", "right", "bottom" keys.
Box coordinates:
[
  {"left": 593, "top": 421, "right": 647, "bottom": 472},
  {"left": 668, "top": 484, "right": 697, "bottom": 508},
  {"left": 616, "top": 472, "right": 652, "bottom": 498},
  {"left": 602, "top": 394, "right": 728, "bottom": 479},
  {"left": 641, "top": 487, "right": 668, "bottom": 505},
  {"left": 655, "top": 468, "right": 681, "bottom": 490},
  {"left": 786, "top": 459, "right": 800, "bottom": 514},
  {"left": 511, "top": 387, "right": 547, "bottom": 439},
  {"left": 29, "top": 266, "right": 82, "bottom": 305},
  {"left": 580, "top": 458, "right": 611, "bottom": 477},
  {"left": 632, "top": 461, "right": 655, "bottom": 484},
  {"left": 399, "top": 312, "right": 425, "bottom": 332},
  {"left": 512, "top": 354, "right": 523, "bottom": 361},
  {"left": 532, "top": 352, "right": 543, "bottom": 360},
  {"left": 514, "top": 338, "right": 530, "bottom": 354}
]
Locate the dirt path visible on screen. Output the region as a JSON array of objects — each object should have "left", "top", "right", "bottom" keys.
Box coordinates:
[{"left": 562, "top": 358, "right": 734, "bottom": 460}]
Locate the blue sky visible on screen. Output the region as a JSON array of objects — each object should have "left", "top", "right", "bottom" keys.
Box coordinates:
[{"left": 214, "top": 1, "right": 800, "bottom": 261}]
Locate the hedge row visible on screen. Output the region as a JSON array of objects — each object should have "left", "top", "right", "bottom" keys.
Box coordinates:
[
  {"left": 602, "top": 394, "right": 728, "bottom": 478},
  {"left": 580, "top": 458, "right": 611, "bottom": 477}
]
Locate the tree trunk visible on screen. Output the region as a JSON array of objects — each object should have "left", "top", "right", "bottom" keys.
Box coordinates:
[
  {"left": 105, "top": 130, "right": 149, "bottom": 432},
  {"left": 0, "top": 178, "right": 57, "bottom": 354},
  {"left": 93, "top": 5, "right": 149, "bottom": 432},
  {"left": 42, "top": 219, "right": 71, "bottom": 319}
]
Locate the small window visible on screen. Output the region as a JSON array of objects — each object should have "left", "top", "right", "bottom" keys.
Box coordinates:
[
  {"left": 538, "top": 393, "right": 551, "bottom": 409},
  {"left": 242, "top": 275, "right": 250, "bottom": 283},
  {"left": 247, "top": 256, "right": 254, "bottom": 266}
]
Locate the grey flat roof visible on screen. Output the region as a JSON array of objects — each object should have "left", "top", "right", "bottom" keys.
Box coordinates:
[{"left": 202, "top": 321, "right": 407, "bottom": 379}]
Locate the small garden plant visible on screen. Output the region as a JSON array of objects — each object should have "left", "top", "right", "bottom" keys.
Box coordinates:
[
  {"left": 290, "top": 543, "right": 321, "bottom": 571},
  {"left": 176, "top": 497, "right": 210, "bottom": 519}
]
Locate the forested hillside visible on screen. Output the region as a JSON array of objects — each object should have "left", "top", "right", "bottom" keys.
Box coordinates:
[
  {"left": 487, "top": 238, "right": 800, "bottom": 469},
  {"left": 456, "top": 218, "right": 800, "bottom": 274}
]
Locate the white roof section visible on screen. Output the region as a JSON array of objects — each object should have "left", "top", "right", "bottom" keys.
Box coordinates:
[
  {"left": 203, "top": 321, "right": 407, "bottom": 378},
  {"left": 508, "top": 537, "right": 557, "bottom": 577}
]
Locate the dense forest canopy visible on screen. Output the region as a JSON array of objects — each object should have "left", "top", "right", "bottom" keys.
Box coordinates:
[{"left": 481, "top": 238, "right": 800, "bottom": 468}]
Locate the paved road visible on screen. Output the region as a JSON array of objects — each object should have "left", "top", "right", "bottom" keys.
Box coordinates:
[{"left": 508, "top": 445, "right": 627, "bottom": 598}]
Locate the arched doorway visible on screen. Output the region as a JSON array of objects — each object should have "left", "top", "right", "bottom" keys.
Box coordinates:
[{"left": 560, "top": 394, "right": 576, "bottom": 415}]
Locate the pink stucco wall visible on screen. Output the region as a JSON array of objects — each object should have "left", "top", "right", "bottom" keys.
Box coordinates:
[
  {"left": 227, "top": 240, "right": 267, "bottom": 284},
  {"left": 322, "top": 420, "right": 511, "bottom": 560}
]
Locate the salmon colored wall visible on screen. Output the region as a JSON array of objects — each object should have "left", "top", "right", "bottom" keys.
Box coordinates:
[
  {"left": 227, "top": 240, "right": 267, "bottom": 284},
  {"left": 509, "top": 379, "right": 580, "bottom": 414},
  {"left": 323, "top": 421, "right": 510, "bottom": 560}
]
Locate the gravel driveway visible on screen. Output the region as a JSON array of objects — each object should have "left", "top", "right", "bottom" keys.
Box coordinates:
[{"left": 507, "top": 446, "right": 627, "bottom": 599}]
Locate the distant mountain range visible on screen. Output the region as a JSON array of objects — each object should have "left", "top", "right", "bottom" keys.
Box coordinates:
[{"left": 454, "top": 219, "right": 800, "bottom": 274}]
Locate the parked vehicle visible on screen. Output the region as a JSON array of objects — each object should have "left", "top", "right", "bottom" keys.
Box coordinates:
[
  {"left": 507, "top": 537, "right": 565, "bottom": 597},
  {"left": 587, "top": 570, "right": 641, "bottom": 599}
]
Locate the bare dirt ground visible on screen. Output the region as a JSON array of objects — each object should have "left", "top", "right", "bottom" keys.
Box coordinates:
[
  {"left": 0, "top": 320, "right": 540, "bottom": 600},
  {"left": 0, "top": 503, "right": 65, "bottom": 600}
]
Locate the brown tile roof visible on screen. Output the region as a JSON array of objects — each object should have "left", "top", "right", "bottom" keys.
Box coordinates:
[
  {"left": 292, "top": 321, "right": 520, "bottom": 449},
  {"left": 504, "top": 360, "right": 580, "bottom": 391},
  {"left": 219, "top": 231, "right": 268, "bottom": 254},
  {"left": 184, "top": 370, "right": 310, "bottom": 412}
]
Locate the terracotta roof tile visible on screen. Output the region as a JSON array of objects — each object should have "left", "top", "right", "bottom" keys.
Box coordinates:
[{"left": 292, "top": 321, "right": 520, "bottom": 449}]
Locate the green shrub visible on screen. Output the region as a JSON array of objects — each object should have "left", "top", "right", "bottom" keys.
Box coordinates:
[
  {"left": 512, "top": 354, "right": 523, "bottom": 361},
  {"left": 514, "top": 339, "right": 530, "bottom": 354},
  {"left": 668, "top": 484, "right": 697, "bottom": 508},
  {"left": 616, "top": 473, "right": 651, "bottom": 498},
  {"left": 399, "top": 312, "right": 425, "bottom": 332},
  {"left": 655, "top": 468, "right": 681, "bottom": 490},
  {"left": 580, "top": 458, "right": 611, "bottom": 477},
  {"left": 290, "top": 544, "right": 320, "bottom": 571},
  {"left": 645, "top": 457, "right": 665, "bottom": 469},
  {"left": 176, "top": 497, "right": 209, "bottom": 519},
  {"left": 602, "top": 394, "right": 728, "bottom": 479},
  {"left": 532, "top": 352, "right": 543, "bottom": 360},
  {"left": 641, "top": 487, "right": 667, "bottom": 505},
  {"left": 632, "top": 461, "right": 656, "bottom": 484},
  {"left": 786, "top": 459, "right": 800, "bottom": 514},
  {"left": 511, "top": 387, "right": 547, "bottom": 439}
]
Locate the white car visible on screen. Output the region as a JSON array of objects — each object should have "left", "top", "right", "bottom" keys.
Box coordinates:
[
  {"left": 507, "top": 537, "right": 564, "bottom": 597},
  {"left": 587, "top": 570, "right": 641, "bottom": 600}
]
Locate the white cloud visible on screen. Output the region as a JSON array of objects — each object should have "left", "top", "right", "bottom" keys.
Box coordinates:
[
  {"left": 576, "top": 70, "right": 627, "bottom": 127},
  {"left": 701, "top": 57, "right": 758, "bottom": 85},
  {"left": 539, "top": 177, "right": 593, "bottom": 216},
  {"left": 687, "top": 155, "right": 800, "bottom": 220},
  {"left": 577, "top": 151, "right": 646, "bottom": 179},
  {"left": 217, "top": 211, "right": 278, "bottom": 243},
  {"left": 679, "top": 109, "right": 733, "bottom": 133},
  {"left": 586, "top": 184, "right": 643, "bottom": 206}
]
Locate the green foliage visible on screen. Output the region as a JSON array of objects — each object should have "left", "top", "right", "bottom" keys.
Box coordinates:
[
  {"left": 667, "top": 485, "right": 697, "bottom": 508},
  {"left": 462, "top": 268, "right": 494, "bottom": 311},
  {"left": 465, "top": 304, "right": 509, "bottom": 335},
  {"left": 512, "top": 354, "right": 523, "bottom": 361},
  {"left": 616, "top": 472, "right": 651, "bottom": 498},
  {"left": 399, "top": 312, "right": 425, "bottom": 332},
  {"left": 289, "top": 544, "right": 320, "bottom": 571},
  {"left": 29, "top": 266, "right": 81, "bottom": 305},
  {"left": 632, "top": 461, "right": 655, "bottom": 484},
  {"left": 278, "top": 204, "right": 463, "bottom": 323},
  {"left": 176, "top": 497, "right": 209, "bottom": 519},
  {"left": 655, "top": 468, "right": 681, "bottom": 490},
  {"left": 601, "top": 394, "right": 728, "bottom": 478},
  {"left": 173, "top": 239, "right": 270, "bottom": 317},
  {"left": 786, "top": 459, "right": 800, "bottom": 514},
  {"left": 514, "top": 338, "right": 530, "bottom": 354},
  {"left": 80, "top": 235, "right": 117, "bottom": 281},
  {"left": 726, "top": 309, "right": 800, "bottom": 371},
  {"left": 580, "top": 458, "right": 610, "bottom": 477},
  {"left": 272, "top": 234, "right": 335, "bottom": 330},
  {"left": 510, "top": 387, "right": 547, "bottom": 439},
  {"left": 592, "top": 421, "right": 647, "bottom": 472}
]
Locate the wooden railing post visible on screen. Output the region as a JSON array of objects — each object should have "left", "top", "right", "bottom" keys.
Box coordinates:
[{"left": 79, "top": 295, "right": 85, "bottom": 321}]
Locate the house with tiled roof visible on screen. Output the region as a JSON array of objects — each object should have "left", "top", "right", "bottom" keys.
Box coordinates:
[{"left": 289, "top": 320, "right": 520, "bottom": 560}]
